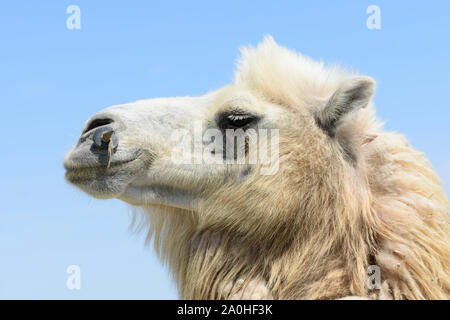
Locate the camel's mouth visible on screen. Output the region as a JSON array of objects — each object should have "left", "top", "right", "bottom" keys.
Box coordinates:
[
  {"left": 64, "top": 156, "right": 139, "bottom": 177},
  {"left": 64, "top": 148, "right": 154, "bottom": 199},
  {"left": 65, "top": 159, "right": 136, "bottom": 183}
]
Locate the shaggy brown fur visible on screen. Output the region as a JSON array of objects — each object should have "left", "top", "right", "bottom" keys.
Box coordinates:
[{"left": 130, "top": 37, "right": 449, "bottom": 300}]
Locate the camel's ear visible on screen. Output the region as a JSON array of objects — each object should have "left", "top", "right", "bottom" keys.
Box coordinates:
[{"left": 317, "top": 76, "right": 375, "bottom": 137}]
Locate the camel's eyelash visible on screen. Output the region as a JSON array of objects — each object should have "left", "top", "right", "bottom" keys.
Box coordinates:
[
  {"left": 216, "top": 110, "right": 261, "bottom": 130},
  {"left": 227, "top": 114, "right": 252, "bottom": 121}
]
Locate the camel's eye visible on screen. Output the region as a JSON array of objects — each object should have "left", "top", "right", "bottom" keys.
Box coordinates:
[{"left": 217, "top": 110, "right": 260, "bottom": 130}]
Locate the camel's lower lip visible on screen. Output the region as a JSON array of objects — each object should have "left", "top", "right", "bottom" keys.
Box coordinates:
[
  {"left": 64, "top": 149, "right": 154, "bottom": 198},
  {"left": 63, "top": 150, "right": 147, "bottom": 184},
  {"left": 64, "top": 158, "right": 138, "bottom": 184}
]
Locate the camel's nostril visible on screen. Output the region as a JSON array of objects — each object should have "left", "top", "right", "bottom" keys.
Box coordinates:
[
  {"left": 101, "top": 130, "right": 114, "bottom": 144},
  {"left": 92, "top": 126, "right": 118, "bottom": 150},
  {"left": 83, "top": 118, "right": 114, "bottom": 135}
]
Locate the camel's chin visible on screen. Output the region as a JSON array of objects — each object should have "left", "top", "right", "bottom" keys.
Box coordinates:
[
  {"left": 118, "top": 184, "right": 198, "bottom": 210},
  {"left": 65, "top": 166, "right": 136, "bottom": 199}
]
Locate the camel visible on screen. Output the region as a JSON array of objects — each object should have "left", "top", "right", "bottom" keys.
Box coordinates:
[{"left": 64, "top": 37, "right": 449, "bottom": 299}]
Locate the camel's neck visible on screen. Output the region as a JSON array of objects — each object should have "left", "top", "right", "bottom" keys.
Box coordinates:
[
  {"left": 144, "top": 202, "right": 375, "bottom": 299},
  {"left": 175, "top": 224, "right": 374, "bottom": 299},
  {"left": 181, "top": 230, "right": 268, "bottom": 299}
]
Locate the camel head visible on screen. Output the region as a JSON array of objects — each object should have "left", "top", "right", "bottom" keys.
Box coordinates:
[{"left": 64, "top": 37, "right": 374, "bottom": 230}]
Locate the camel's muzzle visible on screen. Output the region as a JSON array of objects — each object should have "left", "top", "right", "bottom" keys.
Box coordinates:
[{"left": 63, "top": 112, "right": 151, "bottom": 198}]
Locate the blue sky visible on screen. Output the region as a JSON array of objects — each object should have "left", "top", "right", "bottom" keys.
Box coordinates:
[{"left": 0, "top": 1, "right": 448, "bottom": 299}]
